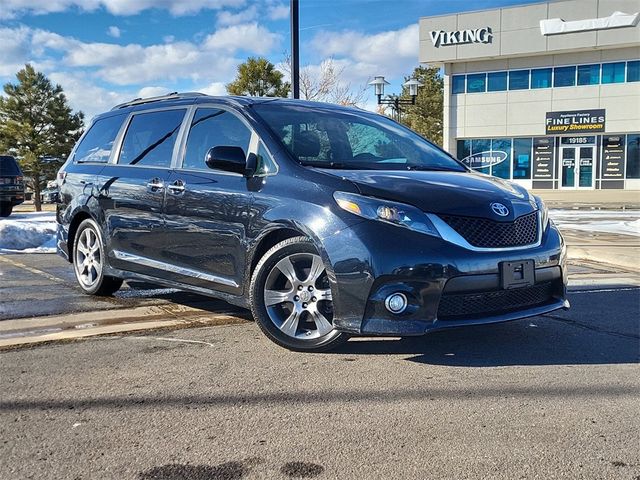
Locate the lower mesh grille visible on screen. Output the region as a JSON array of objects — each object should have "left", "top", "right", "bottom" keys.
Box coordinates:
[{"left": 437, "top": 282, "right": 555, "bottom": 320}]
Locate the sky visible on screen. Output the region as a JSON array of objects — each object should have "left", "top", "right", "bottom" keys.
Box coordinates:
[{"left": 0, "top": 0, "right": 540, "bottom": 120}]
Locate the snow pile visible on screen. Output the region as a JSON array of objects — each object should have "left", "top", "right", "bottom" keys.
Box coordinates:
[
  {"left": 550, "top": 209, "right": 640, "bottom": 237},
  {"left": 0, "top": 212, "right": 57, "bottom": 254}
]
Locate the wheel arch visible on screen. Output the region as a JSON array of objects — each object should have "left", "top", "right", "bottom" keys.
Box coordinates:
[{"left": 67, "top": 210, "right": 94, "bottom": 264}]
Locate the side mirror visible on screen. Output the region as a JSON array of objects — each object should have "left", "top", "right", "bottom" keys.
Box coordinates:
[{"left": 205, "top": 146, "right": 250, "bottom": 176}]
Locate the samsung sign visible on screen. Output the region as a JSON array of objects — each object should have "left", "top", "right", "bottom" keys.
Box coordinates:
[
  {"left": 461, "top": 150, "right": 508, "bottom": 170},
  {"left": 429, "top": 27, "right": 493, "bottom": 47}
]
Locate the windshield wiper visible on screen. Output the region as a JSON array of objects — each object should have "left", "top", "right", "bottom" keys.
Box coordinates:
[{"left": 405, "top": 165, "right": 462, "bottom": 172}]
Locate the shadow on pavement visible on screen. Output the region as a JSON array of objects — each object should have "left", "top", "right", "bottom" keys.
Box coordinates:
[{"left": 333, "top": 287, "right": 640, "bottom": 367}]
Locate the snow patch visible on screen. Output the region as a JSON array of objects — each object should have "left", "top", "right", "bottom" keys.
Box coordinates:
[
  {"left": 0, "top": 212, "right": 57, "bottom": 254},
  {"left": 550, "top": 209, "right": 640, "bottom": 237}
]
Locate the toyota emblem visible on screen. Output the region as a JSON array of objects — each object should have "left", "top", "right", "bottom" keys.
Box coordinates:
[{"left": 491, "top": 202, "right": 509, "bottom": 217}]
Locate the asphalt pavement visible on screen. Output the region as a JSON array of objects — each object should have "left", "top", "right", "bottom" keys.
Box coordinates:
[{"left": 1, "top": 284, "right": 639, "bottom": 480}]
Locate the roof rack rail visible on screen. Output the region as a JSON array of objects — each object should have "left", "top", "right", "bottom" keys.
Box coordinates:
[{"left": 111, "top": 92, "right": 209, "bottom": 110}]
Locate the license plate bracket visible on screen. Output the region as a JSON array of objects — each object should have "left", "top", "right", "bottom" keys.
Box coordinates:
[{"left": 500, "top": 260, "right": 535, "bottom": 289}]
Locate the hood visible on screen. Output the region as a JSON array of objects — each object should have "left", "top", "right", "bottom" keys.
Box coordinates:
[{"left": 322, "top": 169, "right": 537, "bottom": 221}]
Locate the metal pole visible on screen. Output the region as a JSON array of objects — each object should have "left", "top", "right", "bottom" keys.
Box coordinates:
[{"left": 290, "top": 0, "right": 300, "bottom": 99}]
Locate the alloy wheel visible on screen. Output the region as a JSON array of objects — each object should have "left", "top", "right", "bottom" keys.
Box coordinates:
[
  {"left": 74, "top": 226, "right": 103, "bottom": 288},
  {"left": 263, "top": 253, "right": 334, "bottom": 340}
]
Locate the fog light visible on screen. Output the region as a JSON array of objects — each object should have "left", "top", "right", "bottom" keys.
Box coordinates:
[{"left": 385, "top": 292, "right": 407, "bottom": 314}]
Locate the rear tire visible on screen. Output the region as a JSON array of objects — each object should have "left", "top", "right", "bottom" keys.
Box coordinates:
[
  {"left": 250, "top": 236, "right": 348, "bottom": 352},
  {"left": 0, "top": 203, "right": 12, "bottom": 217},
  {"left": 72, "top": 218, "right": 123, "bottom": 296}
]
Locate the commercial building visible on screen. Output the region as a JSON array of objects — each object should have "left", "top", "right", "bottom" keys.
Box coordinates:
[{"left": 419, "top": 0, "right": 640, "bottom": 190}]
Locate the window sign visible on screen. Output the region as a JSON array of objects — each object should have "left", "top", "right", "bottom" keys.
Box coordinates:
[
  {"left": 601, "top": 136, "right": 625, "bottom": 180},
  {"left": 460, "top": 150, "right": 508, "bottom": 170},
  {"left": 532, "top": 137, "right": 554, "bottom": 180},
  {"left": 560, "top": 136, "right": 596, "bottom": 145}
]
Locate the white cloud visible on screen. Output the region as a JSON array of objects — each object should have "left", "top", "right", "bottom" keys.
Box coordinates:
[
  {"left": 0, "top": 26, "right": 32, "bottom": 76},
  {"left": 311, "top": 23, "right": 419, "bottom": 79},
  {"left": 216, "top": 5, "right": 257, "bottom": 26},
  {"left": 267, "top": 3, "right": 289, "bottom": 20},
  {"left": 107, "top": 26, "right": 121, "bottom": 38},
  {"left": 204, "top": 22, "right": 281, "bottom": 54},
  {"left": 137, "top": 86, "right": 171, "bottom": 98},
  {"left": 0, "top": 0, "right": 246, "bottom": 19},
  {"left": 197, "top": 81, "right": 227, "bottom": 96}
]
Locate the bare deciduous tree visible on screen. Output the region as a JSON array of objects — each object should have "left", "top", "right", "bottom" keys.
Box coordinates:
[{"left": 281, "top": 54, "right": 368, "bottom": 106}]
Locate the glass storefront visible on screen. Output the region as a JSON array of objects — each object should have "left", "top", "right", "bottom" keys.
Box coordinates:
[{"left": 456, "top": 133, "right": 640, "bottom": 189}]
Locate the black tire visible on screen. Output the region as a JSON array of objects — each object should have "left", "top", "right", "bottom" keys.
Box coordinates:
[
  {"left": 72, "top": 218, "right": 123, "bottom": 296},
  {"left": 0, "top": 203, "right": 12, "bottom": 217},
  {"left": 250, "top": 236, "right": 348, "bottom": 352}
]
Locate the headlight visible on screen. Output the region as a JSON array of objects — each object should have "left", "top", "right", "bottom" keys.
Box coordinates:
[
  {"left": 333, "top": 191, "right": 440, "bottom": 237},
  {"left": 534, "top": 195, "right": 549, "bottom": 230}
]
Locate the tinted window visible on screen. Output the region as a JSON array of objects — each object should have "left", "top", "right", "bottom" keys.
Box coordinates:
[
  {"left": 457, "top": 139, "right": 471, "bottom": 160},
  {"left": 487, "top": 72, "right": 507, "bottom": 91},
  {"left": 509, "top": 70, "right": 529, "bottom": 90},
  {"left": 577, "top": 64, "right": 600, "bottom": 85},
  {"left": 466, "top": 73, "right": 486, "bottom": 93},
  {"left": 452, "top": 75, "right": 465, "bottom": 94},
  {"left": 531, "top": 68, "right": 552, "bottom": 88},
  {"left": 491, "top": 138, "right": 511, "bottom": 179},
  {"left": 513, "top": 138, "right": 532, "bottom": 179},
  {"left": 627, "top": 61, "right": 640, "bottom": 82},
  {"left": 118, "top": 109, "right": 185, "bottom": 167},
  {"left": 471, "top": 139, "right": 491, "bottom": 172},
  {"left": 254, "top": 104, "right": 465, "bottom": 172},
  {"left": 602, "top": 62, "right": 625, "bottom": 84},
  {"left": 0, "top": 156, "right": 22, "bottom": 176},
  {"left": 74, "top": 114, "right": 125, "bottom": 164},
  {"left": 626, "top": 134, "right": 640, "bottom": 179},
  {"left": 554, "top": 66, "right": 576, "bottom": 87},
  {"left": 182, "top": 108, "right": 252, "bottom": 170}
]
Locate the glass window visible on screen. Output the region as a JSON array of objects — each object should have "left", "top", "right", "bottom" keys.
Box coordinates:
[
  {"left": 512, "top": 138, "right": 532, "bottom": 179},
  {"left": 530, "top": 68, "right": 552, "bottom": 89},
  {"left": 626, "top": 60, "right": 639, "bottom": 82},
  {"left": 118, "top": 109, "right": 185, "bottom": 167},
  {"left": 554, "top": 66, "right": 576, "bottom": 87},
  {"left": 466, "top": 73, "right": 486, "bottom": 93},
  {"left": 74, "top": 113, "right": 126, "bottom": 163},
  {"left": 255, "top": 142, "right": 278, "bottom": 176},
  {"left": 452, "top": 75, "right": 465, "bottom": 94},
  {"left": 471, "top": 138, "right": 491, "bottom": 172},
  {"left": 183, "top": 108, "right": 251, "bottom": 170},
  {"left": 487, "top": 72, "right": 507, "bottom": 92},
  {"left": 508, "top": 70, "right": 529, "bottom": 90},
  {"left": 626, "top": 134, "right": 640, "bottom": 179},
  {"left": 253, "top": 104, "right": 466, "bottom": 172},
  {"left": 490, "top": 138, "right": 512, "bottom": 179},
  {"left": 601, "top": 62, "right": 625, "bottom": 84},
  {"left": 577, "top": 64, "right": 600, "bottom": 85},
  {"left": 457, "top": 139, "right": 471, "bottom": 160}
]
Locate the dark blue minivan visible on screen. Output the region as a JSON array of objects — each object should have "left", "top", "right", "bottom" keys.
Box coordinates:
[{"left": 57, "top": 93, "right": 569, "bottom": 351}]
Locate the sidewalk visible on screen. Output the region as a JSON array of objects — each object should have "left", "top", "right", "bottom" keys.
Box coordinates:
[{"left": 532, "top": 189, "right": 640, "bottom": 210}]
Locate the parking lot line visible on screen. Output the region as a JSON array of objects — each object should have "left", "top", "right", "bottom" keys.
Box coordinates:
[{"left": 0, "top": 255, "right": 65, "bottom": 283}]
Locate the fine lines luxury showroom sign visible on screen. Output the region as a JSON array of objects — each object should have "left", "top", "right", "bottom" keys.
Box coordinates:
[{"left": 545, "top": 109, "right": 606, "bottom": 134}]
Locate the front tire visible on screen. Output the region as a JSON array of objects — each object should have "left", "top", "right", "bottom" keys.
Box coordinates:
[
  {"left": 73, "top": 218, "right": 122, "bottom": 296},
  {"left": 250, "top": 237, "right": 348, "bottom": 352}
]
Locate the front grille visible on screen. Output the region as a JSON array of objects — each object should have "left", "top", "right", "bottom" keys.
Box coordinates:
[
  {"left": 437, "top": 282, "right": 555, "bottom": 320},
  {"left": 440, "top": 211, "right": 538, "bottom": 248}
]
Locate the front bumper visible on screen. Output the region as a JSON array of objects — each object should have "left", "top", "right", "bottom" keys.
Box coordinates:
[{"left": 322, "top": 218, "right": 568, "bottom": 336}]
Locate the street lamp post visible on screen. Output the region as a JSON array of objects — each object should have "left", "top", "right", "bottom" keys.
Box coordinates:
[{"left": 369, "top": 76, "right": 423, "bottom": 120}]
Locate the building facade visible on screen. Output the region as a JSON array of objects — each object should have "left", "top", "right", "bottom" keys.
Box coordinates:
[{"left": 419, "top": 0, "right": 640, "bottom": 190}]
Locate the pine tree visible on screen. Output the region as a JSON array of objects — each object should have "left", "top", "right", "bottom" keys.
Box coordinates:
[
  {"left": 398, "top": 66, "right": 444, "bottom": 146},
  {"left": 226, "top": 57, "right": 290, "bottom": 97},
  {"left": 0, "top": 64, "right": 84, "bottom": 211}
]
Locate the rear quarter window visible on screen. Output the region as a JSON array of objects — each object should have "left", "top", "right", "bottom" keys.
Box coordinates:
[
  {"left": 0, "top": 156, "right": 22, "bottom": 176},
  {"left": 74, "top": 113, "right": 126, "bottom": 163}
]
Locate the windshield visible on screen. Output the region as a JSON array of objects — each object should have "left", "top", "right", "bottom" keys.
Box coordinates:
[{"left": 253, "top": 103, "right": 466, "bottom": 172}]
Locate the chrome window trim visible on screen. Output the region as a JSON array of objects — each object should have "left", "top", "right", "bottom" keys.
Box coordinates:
[
  {"left": 111, "top": 250, "right": 239, "bottom": 288},
  {"left": 427, "top": 211, "right": 543, "bottom": 252}
]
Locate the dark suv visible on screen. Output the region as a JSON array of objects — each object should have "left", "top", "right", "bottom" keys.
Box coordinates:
[
  {"left": 57, "top": 93, "right": 569, "bottom": 352},
  {"left": 0, "top": 155, "right": 25, "bottom": 217}
]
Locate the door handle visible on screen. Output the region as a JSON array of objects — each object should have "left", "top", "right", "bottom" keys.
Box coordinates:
[
  {"left": 168, "top": 179, "right": 186, "bottom": 195},
  {"left": 147, "top": 178, "right": 164, "bottom": 192}
]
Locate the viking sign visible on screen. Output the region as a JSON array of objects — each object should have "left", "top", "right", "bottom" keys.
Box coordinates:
[
  {"left": 429, "top": 27, "right": 492, "bottom": 48},
  {"left": 461, "top": 150, "right": 508, "bottom": 170}
]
